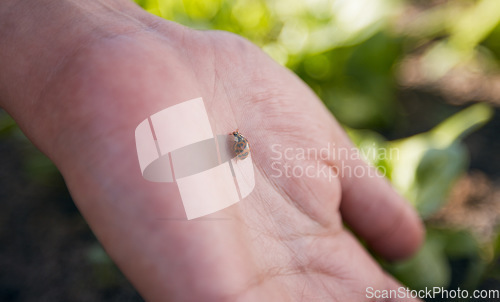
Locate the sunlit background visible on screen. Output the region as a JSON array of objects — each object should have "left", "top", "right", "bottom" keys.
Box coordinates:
[{"left": 1, "top": 0, "right": 499, "bottom": 301}]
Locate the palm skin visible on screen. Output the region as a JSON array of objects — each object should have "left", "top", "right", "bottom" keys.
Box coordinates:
[{"left": 1, "top": 3, "right": 423, "bottom": 301}]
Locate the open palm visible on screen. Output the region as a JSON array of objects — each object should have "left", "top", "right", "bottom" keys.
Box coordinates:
[{"left": 2, "top": 4, "right": 423, "bottom": 301}]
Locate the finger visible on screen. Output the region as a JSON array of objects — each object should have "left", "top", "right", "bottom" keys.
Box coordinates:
[{"left": 332, "top": 133, "right": 424, "bottom": 260}]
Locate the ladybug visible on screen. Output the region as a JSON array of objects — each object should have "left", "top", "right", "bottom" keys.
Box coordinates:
[{"left": 230, "top": 129, "right": 250, "bottom": 160}]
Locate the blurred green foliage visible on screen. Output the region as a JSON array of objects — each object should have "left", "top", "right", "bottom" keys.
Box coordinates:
[
  {"left": 350, "top": 103, "right": 494, "bottom": 293},
  {"left": 0, "top": 110, "right": 16, "bottom": 136},
  {"left": 132, "top": 0, "right": 499, "bottom": 296}
]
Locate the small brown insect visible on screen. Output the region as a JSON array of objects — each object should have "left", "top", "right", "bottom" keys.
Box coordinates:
[{"left": 230, "top": 129, "right": 250, "bottom": 160}]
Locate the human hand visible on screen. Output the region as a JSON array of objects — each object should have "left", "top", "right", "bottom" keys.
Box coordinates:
[{"left": 0, "top": 1, "right": 423, "bottom": 301}]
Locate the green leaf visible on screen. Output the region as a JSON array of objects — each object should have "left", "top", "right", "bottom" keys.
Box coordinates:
[
  {"left": 431, "top": 103, "right": 494, "bottom": 147},
  {"left": 0, "top": 110, "right": 17, "bottom": 136},
  {"left": 389, "top": 232, "right": 451, "bottom": 290},
  {"left": 388, "top": 104, "right": 493, "bottom": 215},
  {"left": 413, "top": 143, "right": 468, "bottom": 218},
  {"left": 442, "top": 230, "right": 480, "bottom": 259}
]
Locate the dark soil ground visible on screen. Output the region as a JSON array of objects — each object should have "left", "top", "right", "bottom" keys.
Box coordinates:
[{"left": 0, "top": 136, "right": 143, "bottom": 302}]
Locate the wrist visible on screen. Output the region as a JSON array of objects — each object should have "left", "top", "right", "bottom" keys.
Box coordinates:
[{"left": 0, "top": 0, "right": 141, "bottom": 109}]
